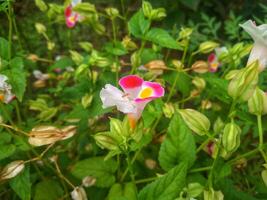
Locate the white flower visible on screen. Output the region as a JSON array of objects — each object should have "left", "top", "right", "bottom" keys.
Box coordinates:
[
  {"left": 240, "top": 20, "right": 267, "bottom": 71},
  {"left": 0, "top": 74, "right": 15, "bottom": 104}
]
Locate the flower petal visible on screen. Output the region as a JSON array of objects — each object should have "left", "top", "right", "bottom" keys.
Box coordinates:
[
  {"left": 71, "top": 0, "right": 82, "bottom": 7},
  {"left": 135, "top": 81, "right": 164, "bottom": 102},
  {"left": 119, "top": 75, "right": 143, "bottom": 98},
  {"left": 100, "top": 84, "right": 136, "bottom": 113},
  {"left": 65, "top": 6, "right": 72, "bottom": 17}
]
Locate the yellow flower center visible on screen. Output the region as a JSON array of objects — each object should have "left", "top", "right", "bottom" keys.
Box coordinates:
[
  {"left": 140, "top": 87, "right": 153, "bottom": 98},
  {"left": 0, "top": 94, "right": 4, "bottom": 102}
]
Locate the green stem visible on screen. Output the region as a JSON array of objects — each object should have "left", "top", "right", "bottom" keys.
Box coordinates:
[
  {"left": 126, "top": 151, "right": 135, "bottom": 182},
  {"left": 189, "top": 166, "right": 212, "bottom": 173},
  {"left": 15, "top": 101, "right": 22, "bottom": 124},
  {"left": 7, "top": 1, "right": 13, "bottom": 61},
  {"left": 257, "top": 115, "right": 267, "bottom": 162},
  {"left": 130, "top": 40, "right": 146, "bottom": 74}
]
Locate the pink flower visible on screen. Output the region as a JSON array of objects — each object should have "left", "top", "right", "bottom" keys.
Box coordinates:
[
  {"left": 100, "top": 75, "right": 164, "bottom": 128},
  {"left": 207, "top": 47, "right": 227, "bottom": 72},
  {"left": 64, "top": 0, "right": 82, "bottom": 28}
]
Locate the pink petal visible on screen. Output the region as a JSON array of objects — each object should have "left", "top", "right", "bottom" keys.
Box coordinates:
[
  {"left": 208, "top": 53, "right": 216, "bottom": 63},
  {"left": 65, "top": 6, "right": 72, "bottom": 17},
  {"left": 119, "top": 75, "right": 144, "bottom": 98},
  {"left": 135, "top": 81, "right": 165, "bottom": 102}
]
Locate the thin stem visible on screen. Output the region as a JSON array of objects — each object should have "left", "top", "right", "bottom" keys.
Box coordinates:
[
  {"left": 257, "top": 115, "right": 267, "bottom": 162},
  {"left": 54, "top": 160, "right": 76, "bottom": 189},
  {"left": 0, "top": 123, "right": 28, "bottom": 136},
  {"left": 167, "top": 72, "right": 179, "bottom": 102},
  {"left": 135, "top": 176, "right": 158, "bottom": 184},
  {"left": 8, "top": 1, "right": 13, "bottom": 61},
  {"left": 189, "top": 166, "right": 212, "bottom": 173},
  {"left": 15, "top": 101, "right": 22, "bottom": 124},
  {"left": 130, "top": 40, "right": 146, "bottom": 74}
]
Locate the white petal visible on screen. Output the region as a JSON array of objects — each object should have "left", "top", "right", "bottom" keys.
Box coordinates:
[
  {"left": 100, "top": 84, "right": 136, "bottom": 113},
  {"left": 71, "top": 0, "right": 82, "bottom": 6},
  {"left": 0, "top": 74, "right": 8, "bottom": 89},
  {"left": 248, "top": 42, "right": 267, "bottom": 70}
]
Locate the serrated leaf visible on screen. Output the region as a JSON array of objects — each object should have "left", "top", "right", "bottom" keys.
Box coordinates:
[
  {"left": 138, "top": 162, "right": 187, "bottom": 200},
  {"left": 71, "top": 157, "right": 118, "bottom": 188},
  {"left": 10, "top": 167, "right": 31, "bottom": 200},
  {"left": 34, "top": 180, "right": 64, "bottom": 200},
  {"left": 145, "top": 28, "right": 182, "bottom": 50},
  {"left": 159, "top": 114, "right": 196, "bottom": 171},
  {"left": 128, "top": 10, "right": 150, "bottom": 38},
  {"left": 107, "top": 183, "right": 138, "bottom": 200},
  {"left": 0, "top": 144, "right": 16, "bottom": 160}
]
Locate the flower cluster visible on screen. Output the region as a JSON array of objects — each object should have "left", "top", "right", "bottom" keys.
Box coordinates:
[{"left": 64, "top": 0, "right": 83, "bottom": 28}]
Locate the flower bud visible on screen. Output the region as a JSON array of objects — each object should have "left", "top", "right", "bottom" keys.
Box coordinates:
[
  {"left": 163, "top": 103, "right": 175, "bottom": 118},
  {"left": 92, "top": 23, "right": 105, "bottom": 35},
  {"left": 81, "top": 94, "right": 93, "bottom": 108},
  {"left": 47, "top": 41, "right": 55, "bottom": 50},
  {"left": 33, "top": 80, "right": 46, "bottom": 88},
  {"left": 222, "top": 122, "right": 241, "bottom": 153},
  {"left": 204, "top": 188, "right": 224, "bottom": 200},
  {"left": 225, "top": 70, "right": 240, "bottom": 80},
  {"left": 71, "top": 186, "right": 87, "bottom": 200},
  {"left": 248, "top": 87, "right": 267, "bottom": 115},
  {"left": 204, "top": 139, "right": 219, "bottom": 159},
  {"left": 122, "top": 36, "right": 137, "bottom": 51},
  {"left": 131, "top": 51, "right": 141, "bottom": 67},
  {"left": 228, "top": 61, "right": 259, "bottom": 102},
  {"left": 178, "top": 109, "right": 210, "bottom": 136},
  {"left": 0, "top": 160, "right": 25, "bottom": 180},
  {"left": 70, "top": 50, "right": 84, "bottom": 65},
  {"left": 105, "top": 7, "right": 119, "bottom": 19},
  {"left": 142, "top": 1, "right": 153, "bottom": 18},
  {"left": 178, "top": 27, "right": 193, "bottom": 40},
  {"left": 172, "top": 60, "right": 184, "bottom": 70},
  {"left": 79, "top": 42, "right": 93, "bottom": 52},
  {"left": 150, "top": 8, "right": 166, "bottom": 21},
  {"left": 35, "top": 0, "right": 47, "bottom": 12},
  {"left": 191, "top": 60, "right": 209, "bottom": 73},
  {"left": 192, "top": 77, "right": 206, "bottom": 91},
  {"left": 27, "top": 54, "right": 39, "bottom": 62},
  {"left": 213, "top": 117, "right": 224, "bottom": 134},
  {"left": 94, "top": 132, "right": 119, "bottom": 151},
  {"left": 144, "top": 60, "right": 167, "bottom": 70},
  {"left": 35, "top": 23, "right": 46, "bottom": 34},
  {"left": 75, "top": 64, "right": 88, "bottom": 78},
  {"left": 199, "top": 41, "right": 219, "bottom": 54},
  {"left": 201, "top": 100, "right": 212, "bottom": 110}
]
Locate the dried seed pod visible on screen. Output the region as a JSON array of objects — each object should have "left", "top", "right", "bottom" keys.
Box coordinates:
[
  {"left": 191, "top": 61, "right": 209, "bottom": 73},
  {"left": 71, "top": 186, "right": 88, "bottom": 200},
  {"left": 0, "top": 160, "right": 25, "bottom": 180}
]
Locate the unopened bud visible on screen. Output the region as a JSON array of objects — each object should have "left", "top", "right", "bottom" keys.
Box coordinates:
[
  {"left": 191, "top": 61, "right": 209, "bottom": 73},
  {"left": 94, "top": 132, "right": 118, "bottom": 151},
  {"left": 35, "top": 0, "right": 47, "bottom": 12},
  {"left": 150, "top": 8, "right": 166, "bottom": 21},
  {"left": 204, "top": 139, "right": 219, "bottom": 159},
  {"left": 70, "top": 50, "right": 84, "bottom": 65},
  {"left": 71, "top": 186, "right": 87, "bottom": 200},
  {"left": 93, "top": 23, "right": 105, "bottom": 35},
  {"left": 27, "top": 54, "right": 39, "bottom": 62},
  {"left": 192, "top": 77, "right": 206, "bottom": 91},
  {"left": 79, "top": 42, "right": 93, "bottom": 52},
  {"left": 201, "top": 100, "right": 212, "bottom": 110},
  {"left": 33, "top": 80, "right": 46, "bottom": 88},
  {"left": 178, "top": 27, "right": 193, "bottom": 40},
  {"left": 105, "top": 7, "right": 119, "bottom": 19},
  {"left": 204, "top": 188, "right": 224, "bottom": 200},
  {"left": 225, "top": 70, "right": 240, "bottom": 80},
  {"left": 163, "top": 103, "right": 175, "bottom": 118},
  {"left": 228, "top": 61, "right": 259, "bottom": 102},
  {"left": 222, "top": 122, "right": 241, "bottom": 153},
  {"left": 122, "top": 36, "right": 137, "bottom": 51},
  {"left": 199, "top": 41, "right": 219, "bottom": 54},
  {"left": 142, "top": 1, "right": 153, "bottom": 18},
  {"left": 172, "top": 60, "right": 184, "bottom": 70},
  {"left": 81, "top": 94, "right": 93, "bottom": 108},
  {"left": 179, "top": 109, "right": 210, "bottom": 136},
  {"left": 47, "top": 41, "right": 55, "bottom": 50},
  {"left": 248, "top": 87, "right": 267, "bottom": 115},
  {"left": 35, "top": 23, "right": 46, "bottom": 34},
  {"left": 213, "top": 117, "right": 224, "bottom": 134}
]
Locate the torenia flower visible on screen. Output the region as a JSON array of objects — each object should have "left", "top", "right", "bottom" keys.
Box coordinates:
[
  {"left": 208, "top": 47, "right": 228, "bottom": 72},
  {"left": 100, "top": 75, "right": 164, "bottom": 128},
  {"left": 0, "top": 74, "right": 15, "bottom": 104},
  {"left": 240, "top": 20, "right": 267, "bottom": 71},
  {"left": 65, "top": 0, "right": 83, "bottom": 28}
]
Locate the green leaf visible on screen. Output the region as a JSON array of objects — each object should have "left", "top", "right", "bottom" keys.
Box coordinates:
[
  {"left": 104, "top": 42, "right": 128, "bottom": 56},
  {"left": 0, "top": 144, "right": 16, "bottom": 160},
  {"left": 3, "top": 57, "right": 26, "bottom": 101},
  {"left": 138, "top": 162, "right": 187, "bottom": 200},
  {"left": 128, "top": 10, "right": 150, "bottom": 38},
  {"left": 0, "top": 37, "right": 9, "bottom": 60},
  {"left": 33, "top": 180, "right": 64, "bottom": 200},
  {"left": 145, "top": 28, "right": 182, "bottom": 50},
  {"left": 159, "top": 114, "right": 196, "bottom": 171},
  {"left": 71, "top": 157, "right": 118, "bottom": 188},
  {"left": 107, "top": 183, "right": 138, "bottom": 200},
  {"left": 10, "top": 167, "right": 31, "bottom": 200}
]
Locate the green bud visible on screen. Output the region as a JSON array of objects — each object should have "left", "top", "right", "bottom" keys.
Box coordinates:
[
  {"left": 105, "top": 7, "right": 119, "bottom": 19},
  {"left": 228, "top": 61, "right": 259, "bottom": 102},
  {"left": 142, "top": 1, "right": 153, "bottom": 18},
  {"left": 179, "top": 109, "right": 210, "bottom": 136},
  {"left": 172, "top": 60, "right": 184, "bottom": 70},
  {"left": 131, "top": 51, "right": 141, "bottom": 68},
  {"left": 35, "top": 23, "right": 46, "bottom": 34},
  {"left": 92, "top": 23, "right": 106, "bottom": 35},
  {"left": 122, "top": 36, "right": 137, "bottom": 51},
  {"left": 79, "top": 42, "right": 93, "bottom": 52},
  {"left": 72, "top": 2, "right": 96, "bottom": 14},
  {"left": 179, "top": 27, "right": 193, "bottom": 40},
  {"left": 110, "top": 118, "right": 125, "bottom": 137},
  {"left": 75, "top": 64, "right": 88, "bottom": 78},
  {"left": 47, "top": 41, "right": 55, "bottom": 51},
  {"left": 163, "top": 103, "right": 175, "bottom": 118},
  {"left": 222, "top": 122, "right": 241, "bottom": 153},
  {"left": 248, "top": 87, "right": 267, "bottom": 115},
  {"left": 213, "top": 117, "right": 224, "bottom": 134},
  {"left": 192, "top": 77, "right": 206, "bottom": 91},
  {"left": 35, "top": 0, "right": 47, "bottom": 12},
  {"left": 225, "top": 70, "right": 240, "bottom": 80},
  {"left": 95, "top": 57, "right": 110, "bottom": 68},
  {"left": 94, "top": 132, "right": 119, "bottom": 151},
  {"left": 187, "top": 182, "right": 204, "bottom": 198},
  {"left": 199, "top": 41, "right": 219, "bottom": 54},
  {"left": 204, "top": 188, "right": 224, "bottom": 200},
  {"left": 81, "top": 94, "right": 93, "bottom": 108},
  {"left": 150, "top": 8, "right": 166, "bottom": 21},
  {"left": 69, "top": 50, "right": 84, "bottom": 65}
]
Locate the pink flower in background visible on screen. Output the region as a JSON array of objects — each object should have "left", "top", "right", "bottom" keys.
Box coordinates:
[
  {"left": 207, "top": 47, "right": 227, "bottom": 72},
  {"left": 240, "top": 20, "right": 267, "bottom": 71},
  {"left": 65, "top": 0, "right": 82, "bottom": 28},
  {"left": 100, "top": 75, "right": 164, "bottom": 128},
  {"left": 0, "top": 75, "right": 15, "bottom": 104}
]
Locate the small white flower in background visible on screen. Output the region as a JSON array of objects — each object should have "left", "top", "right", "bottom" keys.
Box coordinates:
[
  {"left": 71, "top": 186, "right": 87, "bottom": 200},
  {"left": 33, "top": 70, "right": 50, "bottom": 81},
  {"left": 0, "top": 74, "right": 15, "bottom": 104},
  {"left": 100, "top": 75, "right": 164, "bottom": 128},
  {"left": 240, "top": 20, "right": 267, "bottom": 71}
]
